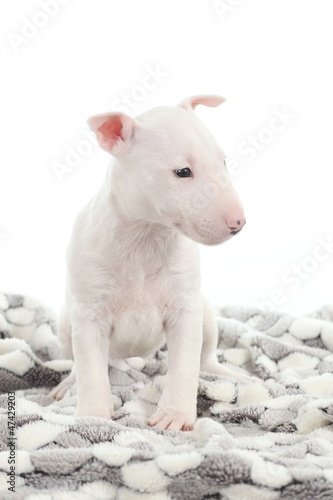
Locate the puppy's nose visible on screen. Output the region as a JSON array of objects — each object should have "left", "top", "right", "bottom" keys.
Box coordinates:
[{"left": 227, "top": 218, "right": 246, "bottom": 234}]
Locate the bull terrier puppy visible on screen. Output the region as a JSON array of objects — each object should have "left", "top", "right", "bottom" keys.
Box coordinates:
[{"left": 50, "top": 95, "right": 250, "bottom": 431}]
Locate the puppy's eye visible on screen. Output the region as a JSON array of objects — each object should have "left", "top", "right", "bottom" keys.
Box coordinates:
[{"left": 174, "top": 168, "right": 192, "bottom": 178}]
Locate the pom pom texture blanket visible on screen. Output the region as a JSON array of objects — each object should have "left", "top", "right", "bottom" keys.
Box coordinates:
[{"left": 1, "top": 293, "right": 333, "bottom": 499}]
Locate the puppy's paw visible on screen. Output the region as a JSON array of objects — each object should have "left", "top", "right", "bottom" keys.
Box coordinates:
[
  {"left": 75, "top": 399, "right": 114, "bottom": 420},
  {"left": 49, "top": 373, "right": 75, "bottom": 401},
  {"left": 147, "top": 408, "right": 195, "bottom": 431},
  {"left": 202, "top": 361, "right": 263, "bottom": 384},
  {"left": 75, "top": 407, "right": 114, "bottom": 419}
]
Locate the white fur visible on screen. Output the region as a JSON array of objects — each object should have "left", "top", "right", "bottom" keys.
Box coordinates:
[{"left": 50, "top": 95, "right": 251, "bottom": 431}]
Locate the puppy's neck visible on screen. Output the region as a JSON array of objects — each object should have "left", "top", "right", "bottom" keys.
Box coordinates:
[
  {"left": 97, "top": 166, "right": 181, "bottom": 258},
  {"left": 107, "top": 203, "right": 180, "bottom": 274}
]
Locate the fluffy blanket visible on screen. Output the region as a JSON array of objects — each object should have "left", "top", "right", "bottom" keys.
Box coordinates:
[{"left": 1, "top": 292, "right": 333, "bottom": 499}]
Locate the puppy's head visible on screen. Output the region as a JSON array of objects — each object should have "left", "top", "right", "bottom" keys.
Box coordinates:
[{"left": 88, "top": 95, "right": 245, "bottom": 245}]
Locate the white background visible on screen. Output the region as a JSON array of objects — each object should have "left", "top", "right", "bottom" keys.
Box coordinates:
[{"left": 0, "top": 0, "right": 332, "bottom": 316}]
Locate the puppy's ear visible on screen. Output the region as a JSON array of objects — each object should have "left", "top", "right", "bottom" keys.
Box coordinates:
[
  {"left": 178, "top": 95, "right": 226, "bottom": 111},
  {"left": 88, "top": 112, "right": 138, "bottom": 156}
]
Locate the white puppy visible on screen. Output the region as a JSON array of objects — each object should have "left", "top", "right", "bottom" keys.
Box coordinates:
[{"left": 51, "top": 95, "right": 249, "bottom": 431}]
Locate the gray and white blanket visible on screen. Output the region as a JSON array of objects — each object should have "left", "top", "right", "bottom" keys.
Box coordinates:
[{"left": 1, "top": 292, "right": 333, "bottom": 499}]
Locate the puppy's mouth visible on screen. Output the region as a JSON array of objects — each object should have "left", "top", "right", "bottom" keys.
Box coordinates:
[{"left": 174, "top": 221, "right": 232, "bottom": 246}]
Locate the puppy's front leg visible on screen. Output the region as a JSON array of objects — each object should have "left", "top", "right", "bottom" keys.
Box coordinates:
[
  {"left": 148, "top": 305, "right": 203, "bottom": 431},
  {"left": 71, "top": 306, "right": 113, "bottom": 419}
]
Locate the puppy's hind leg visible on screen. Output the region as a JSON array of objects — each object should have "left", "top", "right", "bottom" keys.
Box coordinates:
[
  {"left": 200, "top": 295, "right": 257, "bottom": 383},
  {"left": 50, "top": 307, "right": 75, "bottom": 400},
  {"left": 57, "top": 306, "right": 73, "bottom": 359},
  {"left": 50, "top": 366, "right": 76, "bottom": 400}
]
